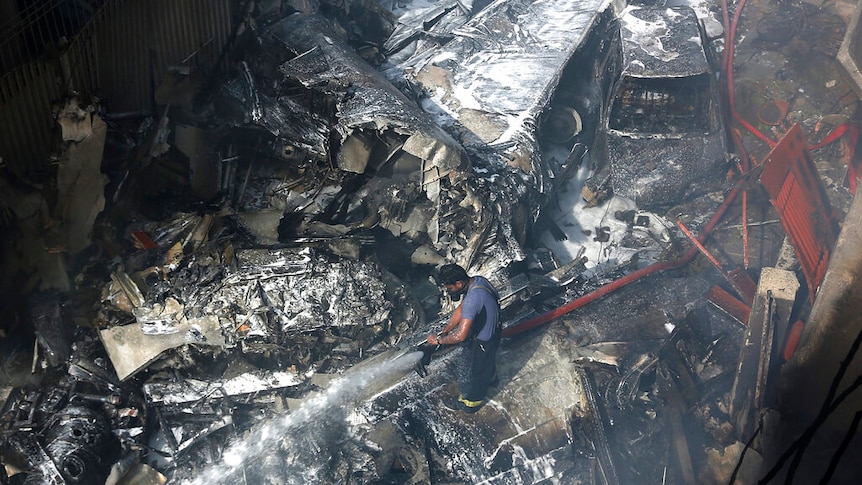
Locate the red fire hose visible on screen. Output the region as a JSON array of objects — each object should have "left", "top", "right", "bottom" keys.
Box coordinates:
[{"left": 503, "top": 185, "right": 743, "bottom": 337}]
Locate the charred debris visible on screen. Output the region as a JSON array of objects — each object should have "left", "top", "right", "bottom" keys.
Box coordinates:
[{"left": 0, "top": 0, "right": 856, "bottom": 483}]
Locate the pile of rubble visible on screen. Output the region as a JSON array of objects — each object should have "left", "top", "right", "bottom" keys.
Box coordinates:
[{"left": 1, "top": 0, "right": 860, "bottom": 483}]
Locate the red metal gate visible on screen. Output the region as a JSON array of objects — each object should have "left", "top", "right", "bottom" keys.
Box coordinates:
[{"left": 759, "top": 124, "right": 839, "bottom": 302}]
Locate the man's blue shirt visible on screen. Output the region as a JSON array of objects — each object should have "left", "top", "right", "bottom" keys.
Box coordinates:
[{"left": 460, "top": 276, "right": 500, "bottom": 341}]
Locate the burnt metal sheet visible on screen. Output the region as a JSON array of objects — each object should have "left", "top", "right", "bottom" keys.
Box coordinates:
[
  {"left": 402, "top": 0, "right": 614, "bottom": 172},
  {"left": 218, "top": 11, "right": 534, "bottom": 272},
  {"left": 607, "top": 132, "right": 726, "bottom": 209},
  {"left": 619, "top": 6, "right": 710, "bottom": 77},
  {"left": 576, "top": 366, "right": 621, "bottom": 485},
  {"left": 216, "top": 63, "right": 330, "bottom": 159},
  {"left": 382, "top": 0, "right": 471, "bottom": 62},
  {"left": 272, "top": 13, "right": 468, "bottom": 175},
  {"left": 99, "top": 314, "right": 225, "bottom": 381},
  {"left": 142, "top": 370, "right": 303, "bottom": 406},
  {"left": 758, "top": 124, "right": 839, "bottom": 302},
  {"left": 30, "top": 292, "right": 73, "bottom": 368}
]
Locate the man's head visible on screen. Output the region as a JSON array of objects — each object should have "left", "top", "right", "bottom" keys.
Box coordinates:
[{"left": 438, "top": 264, "right": 470, "bottom": 297}]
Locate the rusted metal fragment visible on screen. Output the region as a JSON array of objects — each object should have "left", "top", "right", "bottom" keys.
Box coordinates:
[
  {"left": 759, "top": 124, "right": 839, "bottom": 302},
  {"left": 707, "top": 285, "right": 751, "bottom": 326}
]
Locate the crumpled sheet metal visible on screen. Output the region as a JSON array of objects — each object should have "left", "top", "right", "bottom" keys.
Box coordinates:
[
  {"left": 273, "top": 13, "right": 469, "bottom": 176},
  {"left": 619, "top": 6, "right": 710, "bottom": 77},
  {"left": 99, "top": 314, "right": 225, "bottom": 381},
  {"left": 217, "top": 64, "right": 330, "bottom": 159},
  {"left": 142, "top": 369, "right": 303, "bottom": 406},
  {"left": 223, "top": 12, "right": 531, "bottom": 271},
  {"left": 206, "top": 248, "right": 394, "bottom": 334},
  {"left": 374, "top": 0, "right": 617, "bottom": 273},
  {"left": 399, "top": 0, "right": 613, "bottom": 170},
  {"left": 382, "top": 0, "right": 472, "bottom": 60}
]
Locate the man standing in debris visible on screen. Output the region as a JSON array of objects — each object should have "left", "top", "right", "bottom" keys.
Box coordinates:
[{"left": 427, "top": 263, "right": 501, "bottom": 413}]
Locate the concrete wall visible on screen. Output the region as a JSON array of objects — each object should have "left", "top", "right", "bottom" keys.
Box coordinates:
[
  {"left": 838, "top": 0, "right": 862, "bottom": 99},
  {"left": 777, "top": 186, "right": 862, "bottom": 426}
]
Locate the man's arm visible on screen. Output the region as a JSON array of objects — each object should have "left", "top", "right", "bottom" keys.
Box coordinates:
[
  {"left": 427, "top": 303, "right": 472, "bottom": 345},
  {"left": 440, "top": 317, "right": 473, "bottom": 344},
  {"left": 441, "top": 303, "right": 463, "bottom": 334}
]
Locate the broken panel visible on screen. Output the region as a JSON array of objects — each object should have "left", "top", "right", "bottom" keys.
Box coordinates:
[{"left": 759, "top": 124, "right": 839, "bottom": 302}]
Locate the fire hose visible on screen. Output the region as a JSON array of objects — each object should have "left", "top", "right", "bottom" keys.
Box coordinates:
[{"left": 502, "top": 183, "right": 743, "bottom": 338}]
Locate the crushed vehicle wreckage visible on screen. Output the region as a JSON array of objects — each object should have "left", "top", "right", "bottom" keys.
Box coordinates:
[{"left": 1, "top": 0, "right": 860, "bottom": 483}]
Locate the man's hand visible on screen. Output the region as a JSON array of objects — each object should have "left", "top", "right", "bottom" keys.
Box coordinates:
[{"left": 426, "top": 333, "right": 443, "bottom": 345}]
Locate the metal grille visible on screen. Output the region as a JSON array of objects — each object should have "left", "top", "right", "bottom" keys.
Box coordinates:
[
  {"left": 0, "top": 0, "right": 233, "bottom": 178},
  {"left": 608, "top": 74, "right": 712, "bottom": 134},
  {"left": 0, "top": 0, "right": 108, "bottom": 75},
  {"left": 759, "top": 124, "right": 839, "bottom": 302}
]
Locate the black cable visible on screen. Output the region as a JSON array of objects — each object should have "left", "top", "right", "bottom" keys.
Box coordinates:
[
  {"left": 782, "top": 325, "right": 862, "bottom": 485},
  {"left": 759, "top": 327, "right": 862, "bottom": 484},
  {"left": 759, "top": 373, "right": 862, "bottom": 484},
  {"left": 728, "top": 421, "right": 763, "bottom": 485},
  {"left": 819, "top": 409, "right": 862, "bottom": 484},
  {"left": 824, "top": 327, "right": 862, "bottom": 419}
]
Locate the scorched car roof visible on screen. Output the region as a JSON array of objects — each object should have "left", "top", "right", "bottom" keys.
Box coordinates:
[{"left": 620, "top": 6, "right": 711, "bottom": 78}]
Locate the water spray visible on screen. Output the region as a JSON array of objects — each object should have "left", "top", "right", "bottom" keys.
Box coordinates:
[{"left": 185, "top": 349, "right": 424, "bottom": 484}]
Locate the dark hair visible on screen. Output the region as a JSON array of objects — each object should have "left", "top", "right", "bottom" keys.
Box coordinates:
[{"left": 438, "top": 264, "right": 469, "bottom": 286}]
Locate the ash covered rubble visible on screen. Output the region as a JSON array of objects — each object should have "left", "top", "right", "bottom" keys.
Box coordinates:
[
  {"left": 212, "top": 8, "right": 537, "bottom": 277},
  {"left": 344, "top": 272, "right": 753, "bottom": 484},
  {"left": 0, "top": 0, "right": 820, "bottom": 483},
  {"left": 0, "top": 334, "right": 145, "bottom": 485}
]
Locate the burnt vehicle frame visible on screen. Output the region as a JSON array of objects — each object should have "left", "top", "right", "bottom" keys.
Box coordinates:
[{"left": 578, "top": 5, "right": 729, "bottom": 210}]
